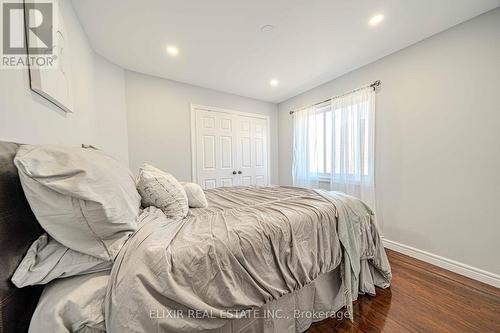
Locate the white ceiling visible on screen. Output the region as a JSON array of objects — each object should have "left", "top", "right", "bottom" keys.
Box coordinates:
[{"left": 72, "top": 0, "right": 499, "bottom": 103}]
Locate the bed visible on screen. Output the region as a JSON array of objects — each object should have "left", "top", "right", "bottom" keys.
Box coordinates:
[{"left": 0, "top": 141, "right": 391, "bottom": 333}]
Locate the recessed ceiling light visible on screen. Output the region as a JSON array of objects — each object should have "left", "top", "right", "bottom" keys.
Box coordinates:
[
  {"left": 261, "top": 25, "right": 274, "bottom": 33},
  {"left": 369, "top": 14, "right": 384, "bottom": 26},
  {"left": 166, "top": 45, "right": 179, "bottom": 56},
  {"left": 269, "top": 79, "right": 279, "bottom": 87}
]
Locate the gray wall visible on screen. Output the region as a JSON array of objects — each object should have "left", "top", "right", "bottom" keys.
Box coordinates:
[
  {"left": 0, "top": 1, "right": 129, "bottom": 163},
  {"left": 125, "top": 71, "right": 279, "bottom": 182},
  {"left": 278, "top": 9, "right": 500, "bottom": 275}
]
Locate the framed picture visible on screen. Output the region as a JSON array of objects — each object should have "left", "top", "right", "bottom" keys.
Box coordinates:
[{"left": 26, "top": 0, "right": 73, "bottom": 113}]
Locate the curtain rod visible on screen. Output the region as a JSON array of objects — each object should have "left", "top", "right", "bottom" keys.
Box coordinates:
[{"left": 289, "top": 80, "right": 381, "bottom": 115}]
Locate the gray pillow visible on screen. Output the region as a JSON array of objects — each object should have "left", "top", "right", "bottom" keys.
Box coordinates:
[
  {"left": 12, "top": 234, "right": 112, "bottom": 288},
  {"left": 14, "top": 145, "right": 141, "bottom": 260},
  {"left": 136, "top": 164, "right": 189, "bottom": 219},
  {"left": 29, "top": 271, "right": 109, "bottom": 333}
]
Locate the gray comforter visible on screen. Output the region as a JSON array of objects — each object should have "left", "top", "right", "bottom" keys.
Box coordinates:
[{"left": 105, "top": 186, "right": 391, "bottom": 332}]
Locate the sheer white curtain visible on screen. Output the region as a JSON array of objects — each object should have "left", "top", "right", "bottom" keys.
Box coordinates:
[
  {"left": 292, "top": 105, "right": 318, "bottom": 187},
  {"left": 292, "top": 87, "right": 376, "bottom": 210}
]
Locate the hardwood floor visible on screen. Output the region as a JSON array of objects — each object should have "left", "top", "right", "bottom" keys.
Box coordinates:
[{"left": 307, "top": 249, "right": 500, "bottom": 333}]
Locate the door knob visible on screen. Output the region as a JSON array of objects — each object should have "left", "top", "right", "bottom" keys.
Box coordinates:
[
  {"left": 238, "top": 171, "right": 242, "bottom": 174},
  {"left": 232, "top": 171, "right": 237, "bottom": 175}
]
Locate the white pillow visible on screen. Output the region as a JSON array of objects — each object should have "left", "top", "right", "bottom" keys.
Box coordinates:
[
  {"left": 12, "top": 234, "right": 112, "bottom": 288},
  {"left": 181, "top": 182, "right": 208, "bottom": 208},
  {"left": 29, "top": 271, "right": 109, "bottom": 333},
  {"left": 136, "top": 164, "right": 189, "bottom": 219},
  {"left": 14, "top": 145, "right": 141, "bottom": 260}
]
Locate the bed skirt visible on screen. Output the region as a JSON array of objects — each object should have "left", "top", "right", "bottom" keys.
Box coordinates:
[{"left": 211, "top": 267, "right": 345, "bottom": 333}]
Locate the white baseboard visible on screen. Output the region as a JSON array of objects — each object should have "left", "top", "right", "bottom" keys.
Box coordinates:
[{"left": 382, "top": 238, "right": 500, "bottom": 288}]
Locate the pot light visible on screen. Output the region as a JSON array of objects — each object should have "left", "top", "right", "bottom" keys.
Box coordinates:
[
  {"left": 261, "top": 25, "right": 274, "bottom": 33},
  {"left": 166, "top": 45, "right": 179, "bottom": 56},
  {"left": 269, "top": 79, "right": 279, "bottom": 87},
  {"left": 369, "top": 14, "right": 384, "bottom": 26}
]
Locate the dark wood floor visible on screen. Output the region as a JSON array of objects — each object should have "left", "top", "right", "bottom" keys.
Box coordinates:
[{"left": 308, "top": 249, "right": 500, "bottom": 333}]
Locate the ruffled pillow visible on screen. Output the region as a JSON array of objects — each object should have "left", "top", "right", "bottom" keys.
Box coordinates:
[{"left": 136, "top": 164, "right": 189, "bottom": 219}]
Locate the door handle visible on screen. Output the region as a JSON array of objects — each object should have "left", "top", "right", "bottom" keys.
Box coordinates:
[
  {"left": 232, "top": 171, "right": 237, "bottom": 175},
  {"left": 238, "top": 171, "right": 242, "bottom": 174}
]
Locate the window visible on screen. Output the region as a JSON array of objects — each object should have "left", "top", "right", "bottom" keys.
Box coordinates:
[
  {"left": 306, "top": 102, "right": 370, "bottom": 182},
  {"left": 293, "top": 87, "right": 375, "bottom": 187}
]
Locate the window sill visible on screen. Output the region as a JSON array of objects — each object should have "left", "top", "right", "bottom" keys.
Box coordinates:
[{"left": 309, "top": 175, "right": 364, "bottom": 186}]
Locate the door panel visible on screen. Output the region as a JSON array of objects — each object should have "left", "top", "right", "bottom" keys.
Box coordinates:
[
  {"left": 242, "top": 176, "right": 252, "bottom": 186},
  {"left": 220, "top": 136, "right": 233, "bottom": 169},
  {"left": 203, "top": 179, "right": 217, "bottom": 189},
  {"left": 240, "top": 137, "right": 251, "bottom": 168},
  {"left": 255, "top": 138, "right": 264, "bottom": 167},
  {"left": 221, "top": 178, "right": 233, "bottom": 187},
  {"left": 202, "top": 116, "right": 215, "bottom": 129},
  {"left": 221, "top": 117, "right": 232, "bottom": 129},
  {"left": 202, "top": 135, "right": 216, "bottom": 169}
]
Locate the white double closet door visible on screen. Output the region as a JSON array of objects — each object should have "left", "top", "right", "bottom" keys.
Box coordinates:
[{"left": 193, "top": 107, "right": 269, "bottom": 189}]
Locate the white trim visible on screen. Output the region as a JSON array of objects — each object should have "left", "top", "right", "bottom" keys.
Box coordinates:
[
  {"left": 190, "top": 104, "right": 272, "bottom": 185},
  {"left": 383, "top": 238, "right": 500, "bottom": 288},
  {"left": 190, "top": 105, "right": 198, "bottom": 183},
  {"left": 191, "top": 104, "right": 270, "bottom": 120}
]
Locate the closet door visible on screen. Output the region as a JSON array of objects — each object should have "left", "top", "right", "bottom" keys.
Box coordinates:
[
  {"left": 234, "top": 116, "right": 268, "bottom": 186},
  {"left": 195, "top": 110, "right": 237, "bottom": 189},
  {"left": 194, "top": 107, "right": 269, "bottom": 189}
]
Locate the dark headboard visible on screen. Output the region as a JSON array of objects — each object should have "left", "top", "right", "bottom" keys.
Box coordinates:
[{"left": 0, "top": 142, "right": 44, "bottom": 333}]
